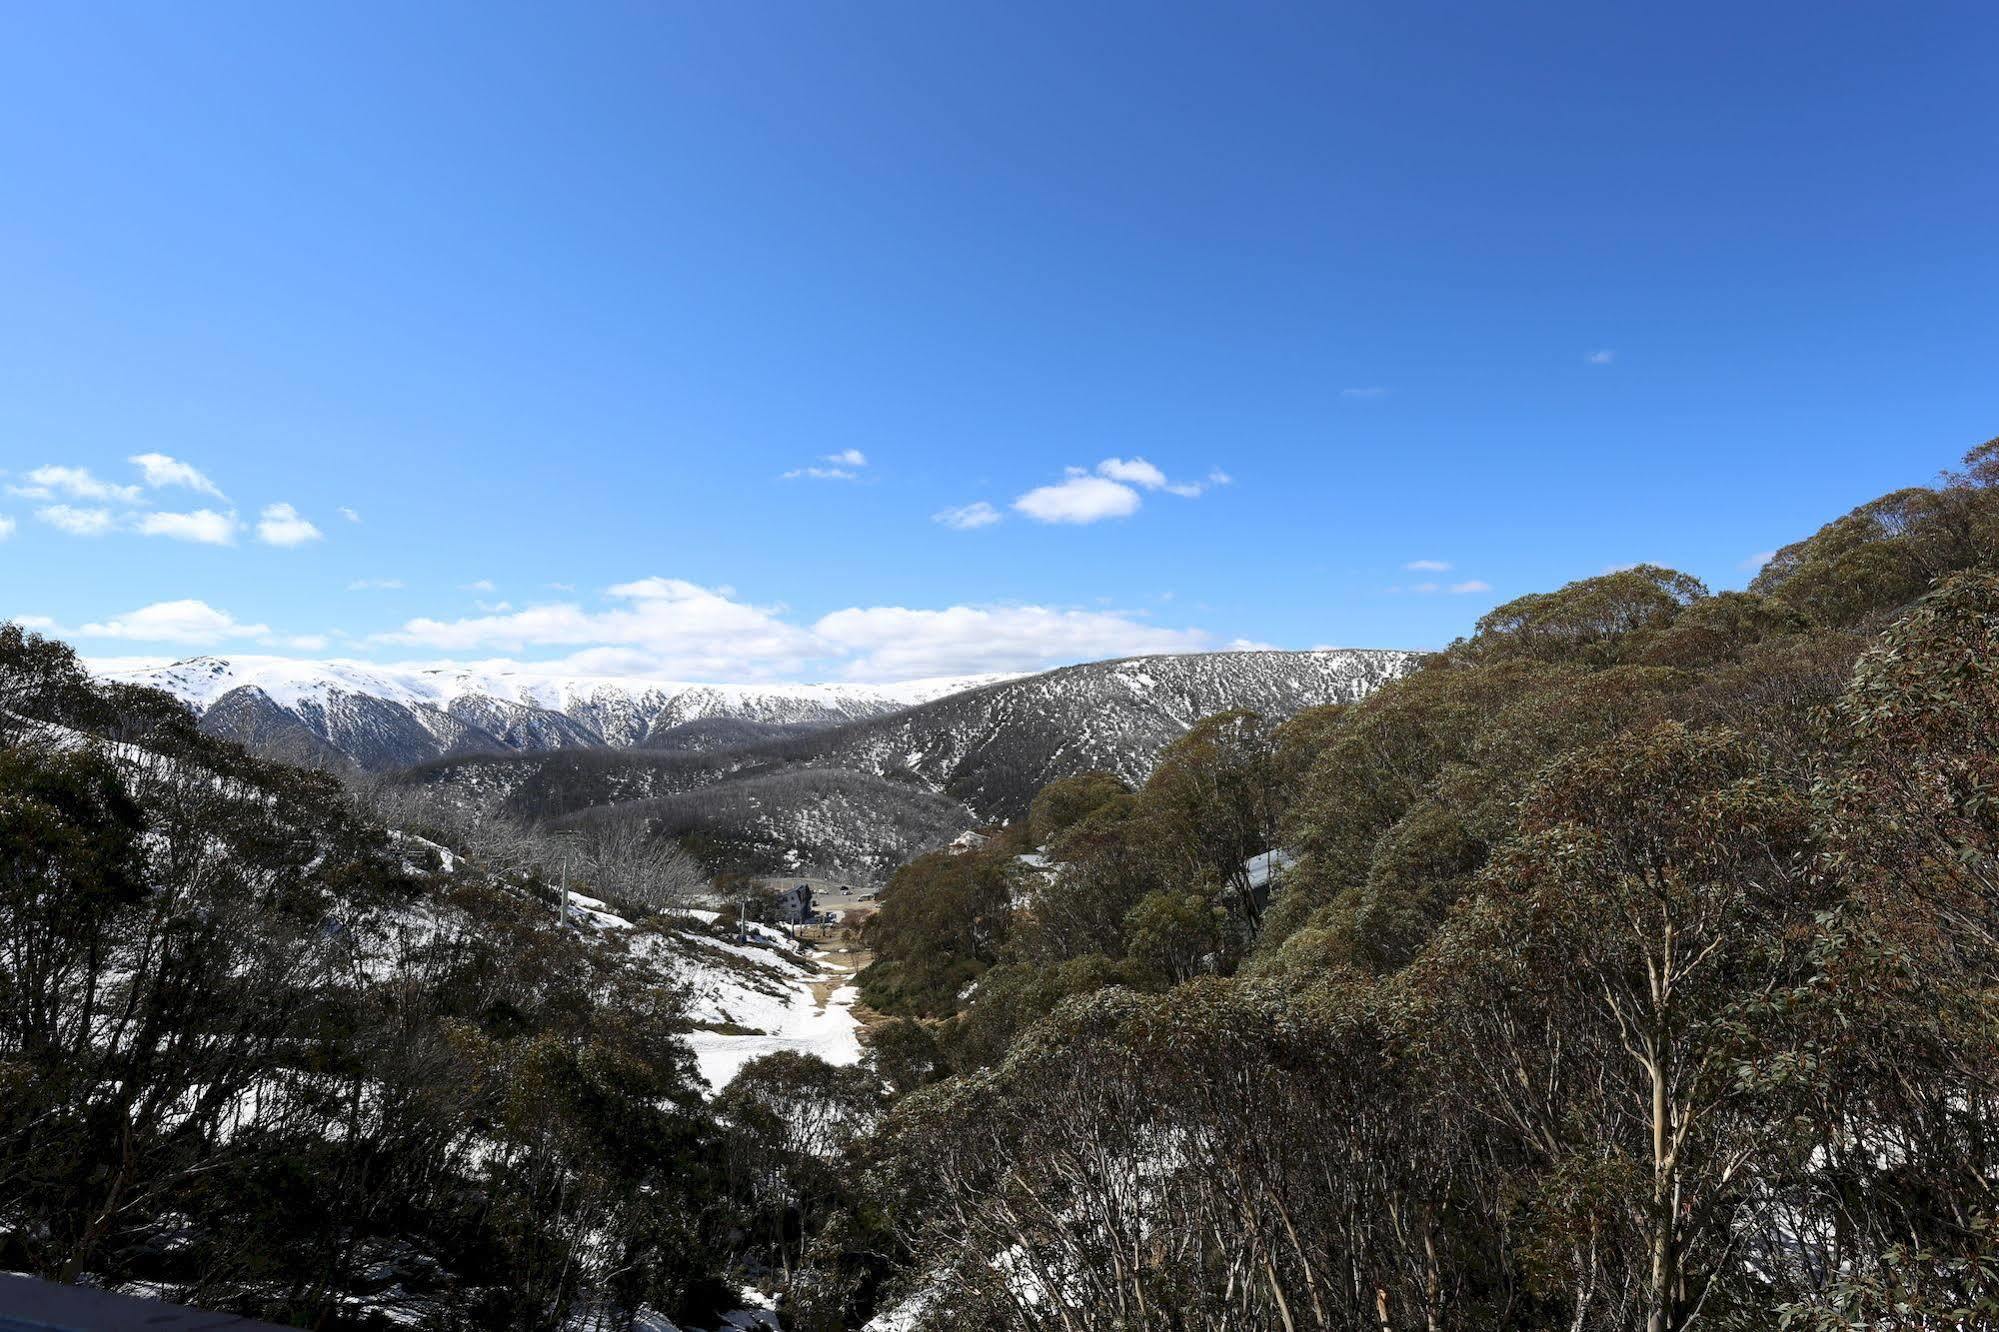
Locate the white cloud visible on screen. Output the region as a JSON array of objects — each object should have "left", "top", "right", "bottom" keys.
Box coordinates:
[
  {"left": 782, "top": 449, "right": 869, "bottom": 481},
  {"left": 1009, "top": 458, "right": 1229, "bottom": 523},
  {"left": 1587, "top": 349, "right": 1616, "bottom": 365},
  {"left": 1098, "top": 456, "right": 1227, "bottom": 499},
  {"left": 270, "top": 633, "right": 329, "bottom": 651},
  {"left": 369, "top": 576, "right": 1231, "bottom": 682},
  {"left": 37, "top": 505, "right": 117, "bottom": 536},
  {"left": 378, "top": 577, "right": 820, "bottom": 679},
  {"left": 813, "top": 604, "right": 1211, "bottom": 679},
  {"left": 1393, "top": 577, "right": 1492, "bottom": 596},
  {"left": 133, "top": 508, "right": 239, "bottom": 545},
  {"left": 77, "top": 599, "right": 271, "bottom": 645},
  {"left": 9, "top": 465, "right": 142, "bottom": 503},
  {"left": 256, "top": 502, "right": 322, "bottom": 547},
  {"left": 933, "top": 501, "right": 1002, "bottom": 530},
  {"left": 0, "top": 516, "right": 13, "bottom": 541},
  {"left": 348, "top": 577, "right": 405, "bottom": 591},
  {"left": 461, "top": 579, "right": 496, "bottom": 592},
  {"left": 1097, "top": 457, "right": 1169, "bottom": 490},
  {"left": 1404, "top": 559, "right": 1452, "bottom": 572},
  {"left": 1014, "top": 474, "right": 1142, "bottom": 525},
  {"left": 129, "top": 453, "right": 226, "bottom": 499},
  {"left": 338, "top": 506, "right": 362, "bottom": 523},
  {"left": 1738, "top": 551, "right": 1776, "bottom": 572},
  {"left": 1341, "top": 387, "right": 1390, "bottom": 399}
]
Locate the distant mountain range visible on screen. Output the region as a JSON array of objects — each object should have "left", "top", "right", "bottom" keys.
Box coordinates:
[
  {"left": 95, "top": 648, "right": 1420, "bottom": 879},
  {"left": 91, "top": 655, "right": 1009, "bottom": 771}
]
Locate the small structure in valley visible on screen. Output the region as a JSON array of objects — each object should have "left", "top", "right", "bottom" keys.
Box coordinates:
[
  {"left": 949, "top": 829, "right": 992, "bottom": 854},
  {"left": 775, "top": 882, "right": 815, "bottom": 924},
  {"left": 1242, "top": 849, "right": 1298, "bottom": 913}
]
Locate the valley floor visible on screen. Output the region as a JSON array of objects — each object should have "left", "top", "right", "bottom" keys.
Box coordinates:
[{"left": 684, "top": 965, "right": 864, "bottom": 1093}]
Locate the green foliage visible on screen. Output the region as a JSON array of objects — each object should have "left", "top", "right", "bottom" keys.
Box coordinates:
[
  {"left": 860, "top": 438, "right": 1999, "bottom": 1332},
  {"left": 943, "top": 954, "right": 1133, "bottom": 1072},
  {"left": 1752, "top": 438, "right": 1999, "bottom": 628},
  {"left": 1123, "top": 889, "right": 1234, "bottom": 986},
  {"left": 1461, "top": 563, "right": 1708, "bottom": 666},
  {"left": 1024, "top": 770, "right": 1129, "bottom": 847},
  {"left": 858, "top": 849, "right": 1015, "bottom": 1016},
  {"left": 0, "top": 626, "right": 785, "bottom": 1330}
]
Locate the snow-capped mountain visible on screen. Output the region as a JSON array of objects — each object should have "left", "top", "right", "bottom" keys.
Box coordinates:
[
  {"left": 400, "top": 648, "right": 1420, "bottom": 877},
  {"left": 93, "top": 649, "right": 1419, "bottom": 879},
  {"left": 90, "top": 655, "right": 1014, "bottom": 772},
  {"left": 784, "top": 647, "right": 1420, "bottom": 816}
]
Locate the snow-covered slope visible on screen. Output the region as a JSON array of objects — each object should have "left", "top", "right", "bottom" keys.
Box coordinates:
[
  {"left": 804, "top": 648, "right": 1420, "bottom": 815},
  {"left": 93, "top": 649, "right": 1419, "bottom": 878},
  {"left": 397, "top": 648, "right": 1419, "bottom": 880},
  {"left": 90, "top": 655, "right": 1013, "bottom": 772}
]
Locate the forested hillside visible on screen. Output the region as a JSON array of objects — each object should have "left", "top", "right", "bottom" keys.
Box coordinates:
[
  {"left": 0, "top": 631, "right": 899, "bottom": 1330},
  {"left": 394, "top": 649, "right": 1414, "bottom": 879},
  {"left": 14, "top": 440, "right": 1999, "bottom": 1331},
  {"left": 838, "top": 439, "right": 1999, "bottom": 1331}
]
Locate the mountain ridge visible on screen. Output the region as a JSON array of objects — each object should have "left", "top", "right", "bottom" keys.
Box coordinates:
[
  {"left": 93, "top": 648, "right": 1420, "bottom": 878},
  {"left": 90, "top": 654, "right": 1015, "bottom": 770}
]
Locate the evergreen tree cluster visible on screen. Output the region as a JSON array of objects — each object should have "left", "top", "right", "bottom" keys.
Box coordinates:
[
  {"left": 0, "top": 629, "right": 860, "bottom": 1329},
  {"left": 850, "top": 439, "right": 1999, "bottom": 1331}
]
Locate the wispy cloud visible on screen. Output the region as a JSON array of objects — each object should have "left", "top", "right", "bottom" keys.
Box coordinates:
[
  {"left": 0, "top": 516, "right": 14, "bottom": 541},
  {"left": 36, "top": 505, "right": 117, "bottom": 536},
  {"left": 256, "top": 502, "right": 322, "bottom": 547},
  {"left": 1738, "top": 550, "right": 1776, "bottom": 572},
  {"left": 348, "top": 577, "right": 405, "bottom": 591},
  {"left": 1404, "top": 559, "right": 1452, "bottom": 572},
  {"left": 1391, "top": 577, "right": 1492, "bottom": 596},
  {"left": 360, "top": 575, "right": 1227, "bottom": 681},
  {"left": 133, "top": 508, "right": 239, "bottom": 545},
  {"left": 14, "top": 458, "right": 331, "bottom": 553},
  {"left": 813, "top": 604, "right": 1211, "bottom": 679},
  {"left": 338, "top": 506, "right": 362, "bottom": 524},
  {"left": 461, "top": 578, "right": 496, "bottom": 593},
  {"left": 129, "top": 453, "right": 227, "bottom": 500},
  {"left": 782, "top": 448, "right": 870, "bottom": 481},
  {"left": 1012, "top": 458, "right": 1226, "bottom": 525},
  {"left": 933, "top": 501, "right": 1002, "bottom": 530},
  {"left": 1341, "top": 386, "right": 1390, "bottom": 399},
  {"left": 1586, "top": 349, "right": 1616, "bottom": 365},
  {"left": 9, "top": 466, "right": 142, "bottom": 504},
  {"left": 78, "top": 599, "right": 272, "bottom": 645},
  {"left": 1097, "top": 457, "right": 1168, "bottom": 489}
]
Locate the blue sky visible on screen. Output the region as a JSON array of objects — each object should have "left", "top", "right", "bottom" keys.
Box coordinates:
[{"left": 2, "top": 2, "right": 1994, "bottom": 680}]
